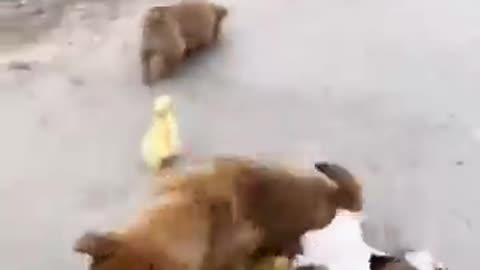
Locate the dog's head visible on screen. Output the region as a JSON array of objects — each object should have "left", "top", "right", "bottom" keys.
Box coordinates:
[{"left": 74, "top": 232, "right": 172, "bottom": 270}]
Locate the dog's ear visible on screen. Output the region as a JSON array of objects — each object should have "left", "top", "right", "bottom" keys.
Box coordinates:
[{"left": 74, "top": 231, "right": 120, "bottom": 258}]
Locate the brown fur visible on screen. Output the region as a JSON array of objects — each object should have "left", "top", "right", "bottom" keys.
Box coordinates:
[
  {"left": 140, "top": 6, "right": 186, "bottom": 85},
  {"left": 161, "top": 158, "right": 362, "bottom": 258},
  {"left": 140, "top": 1, "right": 228, "bottom": 85},
  {"left": 168, "top": 1, "right": 228, "bottom": 56},
  {"left": 74, "top": 157, "right": 362, "bottom": 270},
  {"left": 75, "top": 190, "right": 251, "bottom": 270},
  {"left": 232, "top": 160, "right": 363, "bottom": 259}
]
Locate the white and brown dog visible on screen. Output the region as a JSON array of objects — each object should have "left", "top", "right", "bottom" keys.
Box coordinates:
[{"left": 293, "top": 208, "right": 447, "bottom": 270}]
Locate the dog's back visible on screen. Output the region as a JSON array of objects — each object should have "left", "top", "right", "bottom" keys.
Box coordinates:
[
  {"left": 157, "top": 157, "right": 363, "bottom": 258},
  {"left": 168, "top": 1, "right": 228, "bottom": 52},
  {"left": 172, "top": 158, "right": 362, "bottom": 260}
]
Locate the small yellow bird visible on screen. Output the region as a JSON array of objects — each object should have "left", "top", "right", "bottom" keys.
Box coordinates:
[{"left": 141, "top": 95, "right": 181, "bottom": 171}]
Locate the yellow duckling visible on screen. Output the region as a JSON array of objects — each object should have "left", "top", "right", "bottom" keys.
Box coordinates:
[{"left": 141, "top": 95, "right": 181, "bottom": 171}]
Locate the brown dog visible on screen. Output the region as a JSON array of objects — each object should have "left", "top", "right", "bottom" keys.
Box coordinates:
[
  {"left": 161, "top": 158, "right": 363, "bottom": 258},
  {"left": 169, "top": 1, "right": 228, "bottom": 55},
  {"left": 140, "top": 1, "right": 228, "bottom": 85},
  {"left": 236, "top": 161, "right": 363, "bottom": 260},
  {"left": 140, "top": 6, "right": 186, "bottom": 85},
  {"left": 74, "top": 158, "right": 362, "bottom": 270}
]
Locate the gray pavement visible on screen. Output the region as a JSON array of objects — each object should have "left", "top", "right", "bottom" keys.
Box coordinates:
[{"left": 0, "top": 0, "right": 479, "bottom": 269}]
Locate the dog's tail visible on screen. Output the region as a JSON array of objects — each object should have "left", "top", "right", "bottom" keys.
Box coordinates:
[{"left": 314, "top": 162, "right": 363, "bottom": 211}]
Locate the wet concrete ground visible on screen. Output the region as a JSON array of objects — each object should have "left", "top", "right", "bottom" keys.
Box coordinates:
[{"left": 0, "top": 0, "right": 479, "bottom": 269}]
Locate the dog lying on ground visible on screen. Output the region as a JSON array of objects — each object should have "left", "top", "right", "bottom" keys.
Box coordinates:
[
  {"left": 74, "top": 157, "right": 363, "bottom": 270},
  {"left": 292, "top": 211, "right": 447, "bottom": 270},
  {"left": 140, "top": 1, "right": 228, "bottom": 85},
  {"left": 293, "top": 211, "right": 384, "bottom": 270}
]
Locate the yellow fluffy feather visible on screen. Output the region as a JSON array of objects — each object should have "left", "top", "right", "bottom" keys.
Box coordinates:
[{"left": 141, "top": 95, "right": 181, "bottom": 171}]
